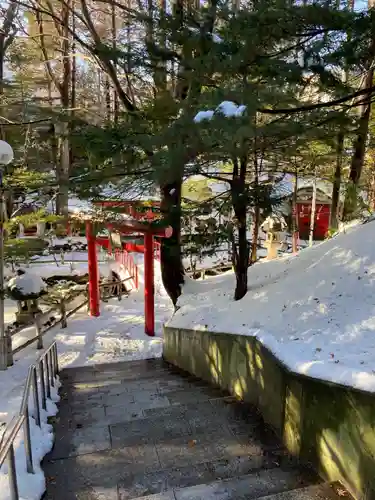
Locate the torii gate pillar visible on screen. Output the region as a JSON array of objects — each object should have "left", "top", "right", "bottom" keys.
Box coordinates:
[
  {"left": 86, "top": 221, "right": 100, "bottom": 317},
  {"left": 144, "top": 232, "right": 154, "bottom": 336}
]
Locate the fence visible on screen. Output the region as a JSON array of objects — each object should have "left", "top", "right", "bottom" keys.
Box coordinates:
[
  {"left": 0, "top": 342, "right": 59, "bottom": 500},
  {"left": 12, "top": 276, "right": 133, "bottom": 356},
  {"left": 114, "top": 249, "right": 139, "bottom": 289}
]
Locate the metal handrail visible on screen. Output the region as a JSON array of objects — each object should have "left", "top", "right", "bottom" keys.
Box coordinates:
[{"left": 0, "top": 342, "right": 59, "bottom": 500}]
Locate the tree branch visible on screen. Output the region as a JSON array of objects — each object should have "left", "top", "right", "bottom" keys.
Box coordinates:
[{"left": 259, "top": 85, "right": 375, "bottom": 114}]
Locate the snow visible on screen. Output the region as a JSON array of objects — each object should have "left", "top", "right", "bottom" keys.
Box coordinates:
[
  {"left": 168, "top": 219, "right": 375, "bottom": 393},
  {"left": 50, "top": 254, "right": 172, "bottom": 367},
  {"left": 187, "top": 27, "right": 222, "bottom": 44},
  {"left": 212, "top": 33, "right": 222, "bottom": 43},
  {"left": 7, "top": 273, "right": 46, "bottom": 296},
  {"left": 194, "top": 110, "right": 215, "bottom": 123},
  {"left": 194, "top": 101, "right": 247, "bottom": 123},
  {"left": 53, "top": 257, "right": 172, "bottom": 368},
  {"left": 1, "top": 251, "right": 173, "bottom": 500},
  {"left": 216, "top": 101, "right": 246, "bottom": 117},
  {"left": 21, "top": 251, "right": 111, "bottom": 280},
  {"left": 260, "top": 215, "right": 287, "bottom": 232}
]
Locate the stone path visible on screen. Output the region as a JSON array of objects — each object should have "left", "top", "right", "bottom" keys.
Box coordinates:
[{"left": 43, "top": 358, "right": 346, "bottom": 500}]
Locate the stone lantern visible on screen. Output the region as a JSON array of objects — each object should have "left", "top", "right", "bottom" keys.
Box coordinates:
[
  {"left": 6, "top": 270, "right": 47, "bottom": 324},
  {"left": 261, "top": 215, "right": 287, "bottom": 260}
]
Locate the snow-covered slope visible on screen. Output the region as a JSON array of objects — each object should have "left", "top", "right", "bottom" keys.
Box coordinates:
[{"left": 168, "top": 220, "right": 375, "bottom": 393}]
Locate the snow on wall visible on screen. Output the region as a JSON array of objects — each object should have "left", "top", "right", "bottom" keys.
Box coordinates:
[{"left": 168, "top": 219, "right": 375, "bottom": 393}]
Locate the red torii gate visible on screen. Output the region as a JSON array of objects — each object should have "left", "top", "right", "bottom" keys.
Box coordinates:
[{"left": 86, "top": 217, "right": 171, "bottom": 336}]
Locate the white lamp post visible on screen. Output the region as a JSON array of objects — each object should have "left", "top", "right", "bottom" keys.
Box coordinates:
[{"left": 0, "top": 140, "right": 14, "bottom": 370}]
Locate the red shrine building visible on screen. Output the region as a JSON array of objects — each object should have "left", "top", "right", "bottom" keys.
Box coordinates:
[{"left": 292, "top": 182, "right": 340, "bottom": 240}]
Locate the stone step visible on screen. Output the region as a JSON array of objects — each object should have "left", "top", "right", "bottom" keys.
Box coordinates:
[
  {"left": 45, "top": 359, "right": 346, "bottom": 500},
  {"left": 129, "top": 467, "right": 318, "bottom": 500},
  {"left": 255, "top": 483, "right": 348, "bottom": 500},
  {"left": 44, "top": 454, "right": 305, "bottom": 500},
  {"left": 60, "top": 358, "right": 167, "bottom": 384},
  {"left": 115, "top": 455, "right": 301, "bottom": 500}
]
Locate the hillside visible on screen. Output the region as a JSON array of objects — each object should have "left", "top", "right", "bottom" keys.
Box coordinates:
[{"left": 168, "top": 220, "right": 375, "bottom": 392}]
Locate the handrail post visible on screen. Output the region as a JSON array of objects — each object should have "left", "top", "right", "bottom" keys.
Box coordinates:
[
  {"left": 45, "top": 356, "right": 51, "bottom": 398},
  {"left": 60, "top": 299, "right": 67, "bottom": 328},
  {"left": 32, "top": 368, "right": 41, "bottom": 427},
  {"left": 53, "top": 343, "right": 59, "bottom": 375},
  {"left": 39, "top": 360, "right": 47, "bottom": 410},
  {"left": 49, "top": 351, "right": 54, "bottom": 388},
  {"left": 35, "top": 313, "right": 43, "bottom": 350},
  {"left": 7, "top": 443, "right": 19, "bottom": 500},
  {"left": 23, "top": 407, "right": 34, "bottom": 474}
]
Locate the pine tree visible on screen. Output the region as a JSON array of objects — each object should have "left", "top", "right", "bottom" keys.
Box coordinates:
[{"left": 27, "top": 0, "right": 375, "bottom": 302}]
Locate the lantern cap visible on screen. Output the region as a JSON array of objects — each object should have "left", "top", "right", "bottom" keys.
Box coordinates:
[{"left": 0, "top": 140, "right": 14, "bottom": 165}]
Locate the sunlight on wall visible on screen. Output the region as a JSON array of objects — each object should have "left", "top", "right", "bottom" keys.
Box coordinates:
[
  {"left": 255, "top": 349, "right": 265, "bottom": 389},
  {"left": 319, "top": 427, "right": 361, "bottom": 494},
  {"left": 233, "top": 376, "right": 247, "bottom": 399},
  {"left": 283, "top": 385, "right": 302, "bottom": 455},
  {"left": 208, "top": 340, "right": 222, "bottom": 384}
]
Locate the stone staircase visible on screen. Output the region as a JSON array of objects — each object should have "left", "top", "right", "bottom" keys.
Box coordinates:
[{"left": 43, "top": 359, "right": 348, "bottom": 500}]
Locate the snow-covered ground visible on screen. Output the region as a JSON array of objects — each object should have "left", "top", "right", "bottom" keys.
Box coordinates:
[
  {"left": 15, "top": 250, "right": 111, "bottom": 280},
  {"left": 0, "top": 253, "right": 173, "bottom": 500},
  {"left": 168, "top": 219, "right": 375, "bottom": 393},
  {"left": 53, "top": 260, "right": 172, "bottom": 368}
]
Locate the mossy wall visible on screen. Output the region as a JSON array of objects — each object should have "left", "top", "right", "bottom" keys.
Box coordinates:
[{"left": 163, "top": 326, "right": 375, "bottom": 500}]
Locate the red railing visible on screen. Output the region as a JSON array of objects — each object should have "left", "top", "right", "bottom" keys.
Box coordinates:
[
  {"left": 122, "top": 240, "right": 161, "bottom": 261},
  {"left": 154, "top": 240, "right": 161, "bottom": 261},
  {"left": 114, "top": 248, "right": 139, "bottom": 289}
]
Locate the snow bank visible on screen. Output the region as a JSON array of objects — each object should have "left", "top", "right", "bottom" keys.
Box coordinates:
[
  {"left": 0, "top": 373, "right": 60, "bottom": 500},
  {"left": 21, "top": 251, "right": 111, "bottom": 280},
  {"left": 168, "top": 220, "right": 375, "bottom": 393}
]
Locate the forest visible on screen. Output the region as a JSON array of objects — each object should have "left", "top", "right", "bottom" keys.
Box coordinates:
[{"left": 1, "top": 0, "right": 375, "bottom": 304}]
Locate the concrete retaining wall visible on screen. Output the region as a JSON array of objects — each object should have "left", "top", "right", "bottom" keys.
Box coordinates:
[{"left": 163, "top": 326, "right": 375, "bottom": 500}]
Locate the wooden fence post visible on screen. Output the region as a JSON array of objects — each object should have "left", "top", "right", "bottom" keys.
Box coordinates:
[
  {"left": 60, "top": 299, "right": 67, "bottom": 328},
  {"left": 35, "top": 314, "right": 43, "bottom": 350}
]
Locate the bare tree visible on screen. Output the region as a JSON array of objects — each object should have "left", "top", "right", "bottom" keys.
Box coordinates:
[{"left": 0, "top": 0, "right": 18, "bottom": 140}]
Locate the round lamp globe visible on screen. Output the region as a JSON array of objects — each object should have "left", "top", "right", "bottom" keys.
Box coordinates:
[{"left": 0, "top": 140, "right": 14, "bottom": 165}]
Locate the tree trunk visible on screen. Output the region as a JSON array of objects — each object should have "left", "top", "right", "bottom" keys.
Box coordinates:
[
  {"left": 292, "top": 171, "right": 299, "bottom": 253},
  {"left": 111, "top": 0, "right": 119, "bottom": 122},
  {"left": 343, "top": 34, "right": 375, "bottom": 219},
  {"left": 231, "top": 159, "right": 249, "bottom": 301},
  {"left": 0, "top": 32, "right": 5, "bottom": 142},
  {"left": 0, "top": 0, "right": 17, "bottom": 142},
  {"left": 368, "top": 168, "right": 375, "bottom": 211},
  {"left": 56, "top": 0, "right": 71, "bottom": 217},
  {"left": 105, "top": 75, "right": 111, "bottom": 122},
  {"left": 56, "top": 122, "right": 70, "bottom": 216},
  {"left": 330, "top": 130, "right": 344, "bottom": 229},
  {"left": 233, "top": 208, "right": 248, "bottom": 300},
  {"left": 250, "top": 205, "right": 260, "bottom": 263},
  {"left": 160, "top": 181, "right": 184, "bottom": 306},
  {"left": 309, "top": 172, "right": 317, "bottom": 246}
]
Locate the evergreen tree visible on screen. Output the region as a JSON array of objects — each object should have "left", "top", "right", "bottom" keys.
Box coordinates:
[{"left": 23, "top": 0, "right": 375, "bottom": 302}]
